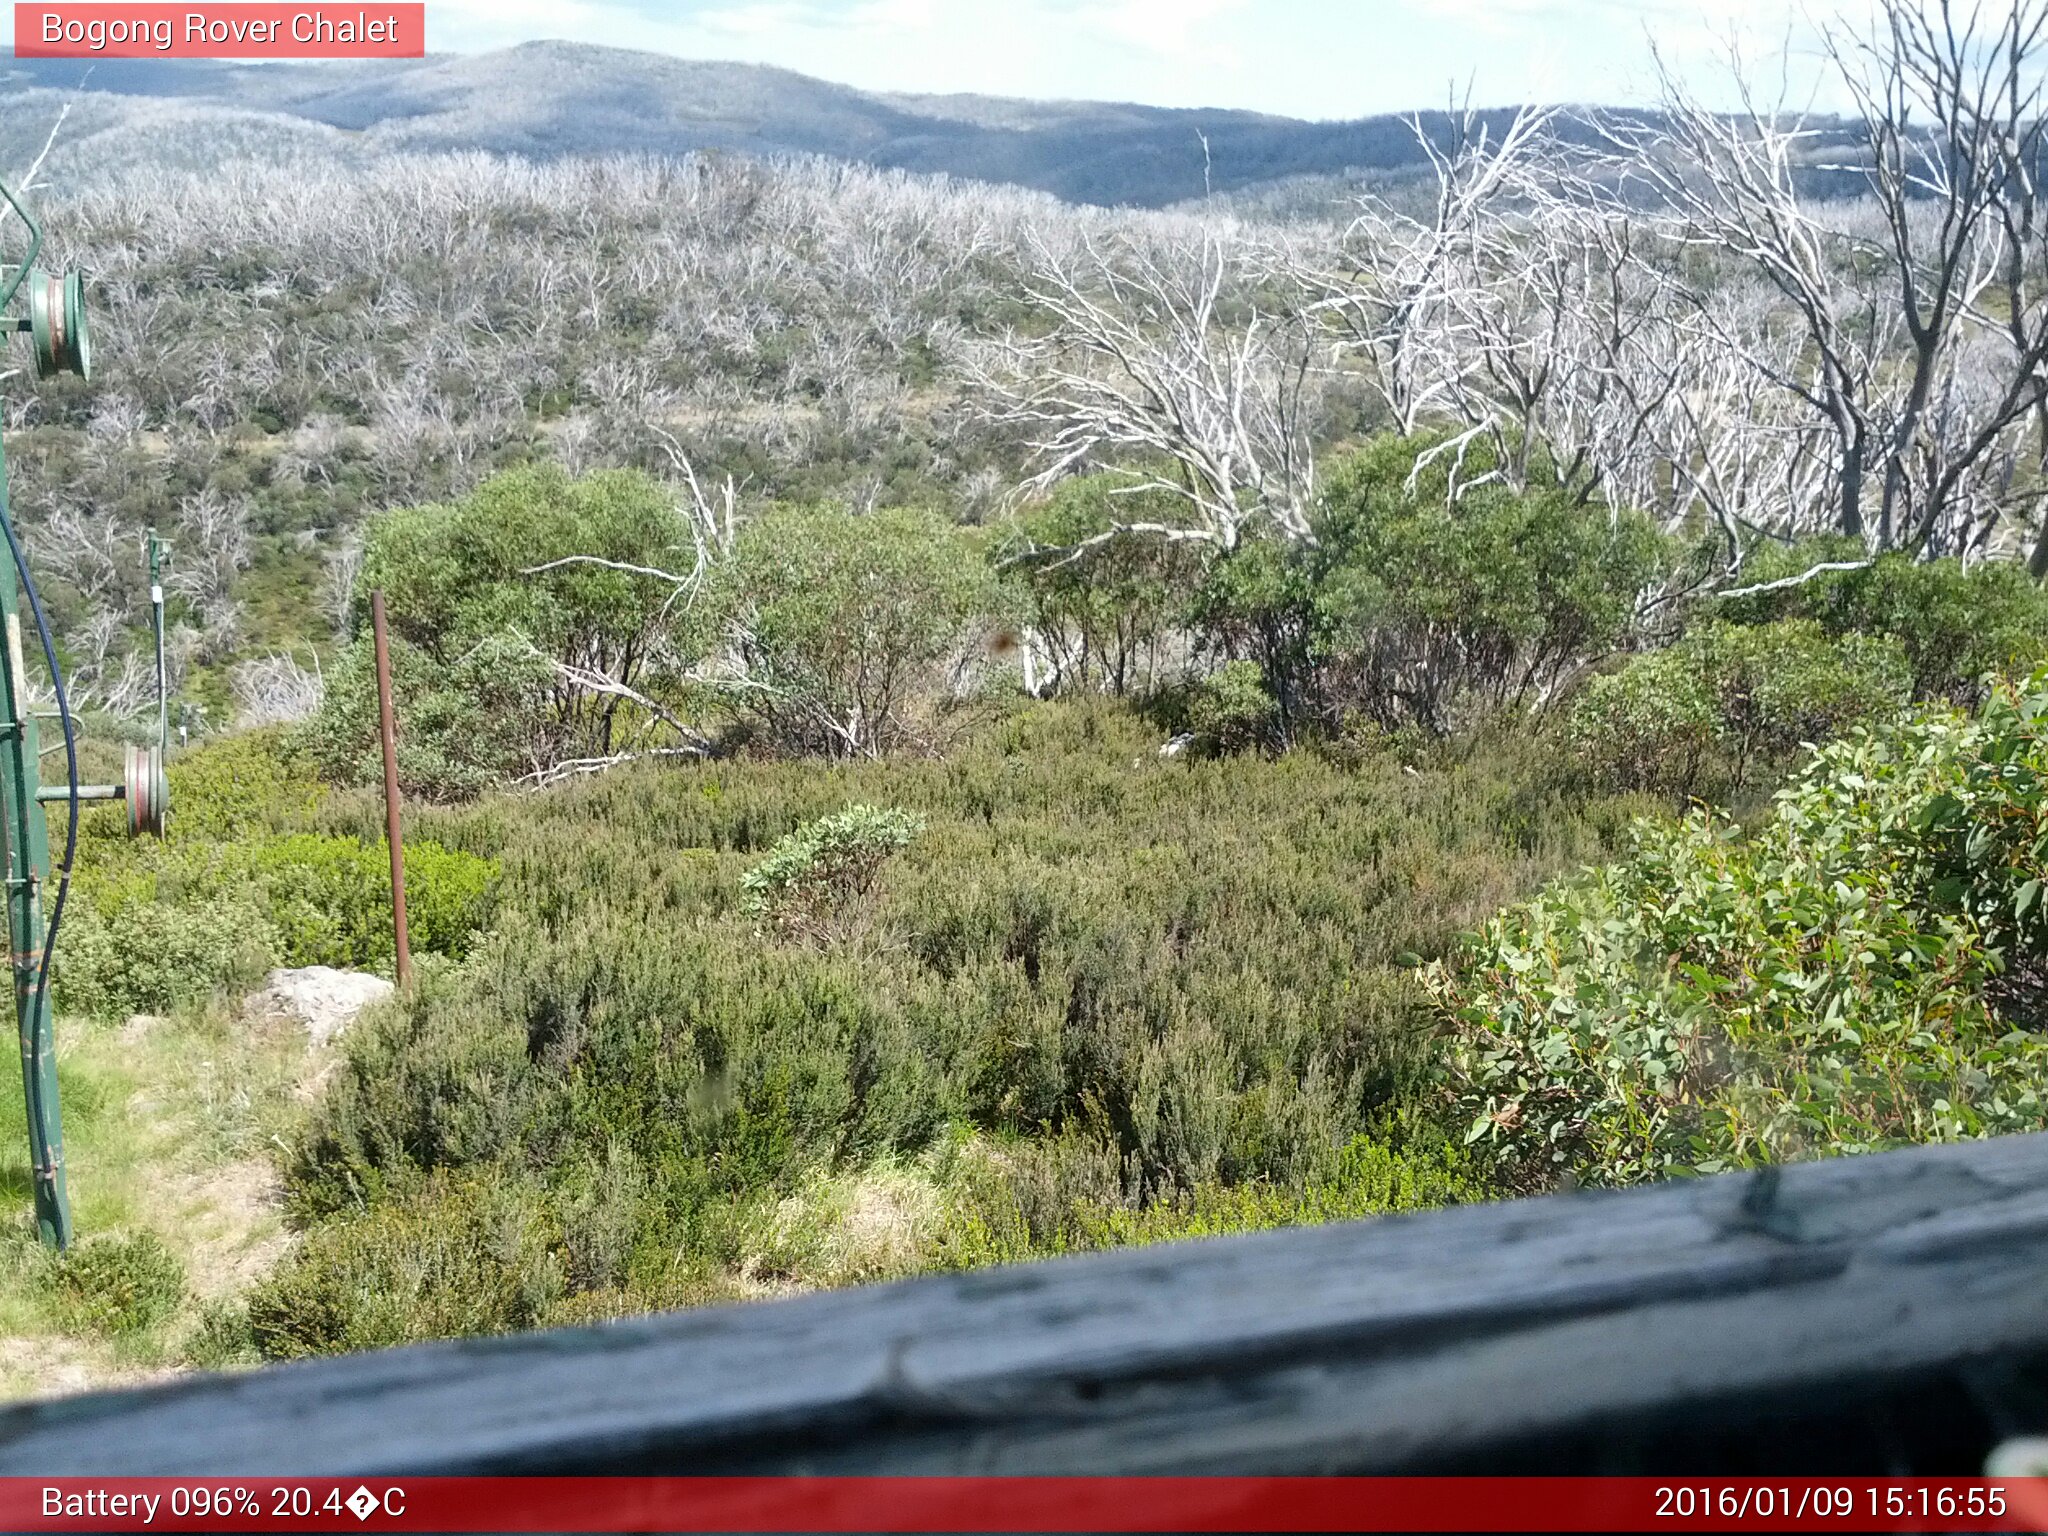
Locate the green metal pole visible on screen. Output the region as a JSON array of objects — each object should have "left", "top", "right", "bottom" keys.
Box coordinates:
[
  {"left": 0, "top": 431, "right": 67, "bottom": 1248},
  {"left": 148, "top": 530, "right": 166, "bottom": 753}
]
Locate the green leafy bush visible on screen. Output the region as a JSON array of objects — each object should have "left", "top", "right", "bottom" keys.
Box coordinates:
[
  {"left": 245, "top": 1175, "right": 565, "bottom": 1359},
  {"left": 47, "top": 1232, "right": 187, "bottom": 1337},
  {"left": 57, "top": 896, "right": 278, "bottom": 1020},
  {"left": 152, "top": 728, "right": 325, "bottom": 842},
  {"left": 267, "top": 703, "right": 1646, "bottom": 1335},
  {"left": 740, "top": 804, "right": 925, "bottom": 942},
  {"left": 1569, "top": 621, "right": 1911, "bottom": 798},
  {"left": 59, "top": 833, "right": 497, "bottom": 1018},
  {"left": 303, "top": 466, "right": 705, "bottom": 799},
  {"left": 1301, "top": 433, "right": 1669, "bottom": 735},
  {"left": 1005, "top": 477, "right": 1205, "bottom": 697},
  {"left": 1715, "top": 540, "right": 2048, "bottom": 704},
  {"left": 721, "top": 504, "right": 1010, "bottom": 756},
  {"left": 1430, "top": 686, "right": 2048, "bottom": 1191},
  {"left": 1186, "top": 660, "right": 1278, "bottom": 755},
  {"left": 935, "top": 1125, "right": 1486, "bottom": 1266},
  {"left": 243, "top": 834, "right": 498, "bottom": 969},
  {"left": 1184, "top": 537, "right": 1316, "bottom": 737},
  {"left": 299, "top": 631, "right": 545, "bottom": 803},
  {"left": 59, "top": 734, "right": 500, "bottom": 1016},
  {"left": 1910, "top": 679, "right": 2048, "bottom": 985},
  {"left": 181, "top": 1300, "right": 259, "bottom": 1369},
  {"left": 1182, "top": 434, "right": 1667, "bottom": 742}
]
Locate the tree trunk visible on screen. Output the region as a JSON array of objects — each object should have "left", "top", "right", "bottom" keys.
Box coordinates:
[
  {"left": 1838, "top": 434, "right": 1866, "bottom": 542},
  {"left": 2029, "top": 404, "right": 2048, "bottom": 583},
  {"left": 1879, "top": 337, "right": 1943, "bottom": 551}
]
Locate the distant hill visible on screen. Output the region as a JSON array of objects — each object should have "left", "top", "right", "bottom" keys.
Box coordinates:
[{"left": 0, "top": 41, "right": 1544, "bottom": 207}]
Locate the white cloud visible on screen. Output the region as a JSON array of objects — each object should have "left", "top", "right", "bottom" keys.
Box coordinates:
[
  {"left": 428, "top": 0, "right": 642, "bottom": 50},
  {"left": 1091, "top": 0, "right": 1250, "bottom": 60},
  {"left": 695, "top": 2, "right": 829, "bottom": 40}
]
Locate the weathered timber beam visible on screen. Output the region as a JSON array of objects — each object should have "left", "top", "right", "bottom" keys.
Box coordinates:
[{"left": 4, "top": 1133, "right": 2048, "bottom": 1475}]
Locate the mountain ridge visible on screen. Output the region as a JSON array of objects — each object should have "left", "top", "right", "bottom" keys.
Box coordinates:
[{"left": 0, "top": 40, "right": 1527, "bottom": 206}]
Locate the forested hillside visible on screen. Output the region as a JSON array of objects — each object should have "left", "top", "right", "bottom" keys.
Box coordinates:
[{"left": 0, "top": 44, "right": 1582, "bottom": 207}]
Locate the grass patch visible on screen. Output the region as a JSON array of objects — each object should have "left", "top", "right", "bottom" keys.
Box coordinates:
[{"left": 0, "top": 1003, "right": 307, "bottom": 1397}]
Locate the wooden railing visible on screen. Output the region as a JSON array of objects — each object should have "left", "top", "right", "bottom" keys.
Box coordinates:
[{"left": 5, "top": 1132, "right": 2047, "bottom": 1476}]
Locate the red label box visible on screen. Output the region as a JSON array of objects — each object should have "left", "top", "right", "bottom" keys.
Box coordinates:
[
  {"left": 4, "top": 1477, "right": 2048, "bottom": 1533},
  {"left": 13, "top": 4, "right": 424, "bottom": 57}
]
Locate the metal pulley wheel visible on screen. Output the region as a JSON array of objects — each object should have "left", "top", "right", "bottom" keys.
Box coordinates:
[
  {"left": 123, "top": 742, "right": 167, "bottom": 838},
  {"left": 28, "top": 267, "right": 90, "bottom": 381}
]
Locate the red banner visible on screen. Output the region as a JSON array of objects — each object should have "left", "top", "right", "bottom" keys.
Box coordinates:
[
  {"left": 13, "top": 5, "right": 423, "bottom": 58},
  {"left": 2, "top": 1477, "right": 2045, "bottom": 1532}
]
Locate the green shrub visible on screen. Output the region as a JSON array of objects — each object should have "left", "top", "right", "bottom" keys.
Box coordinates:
[
  {"left": 1715, "top": 540, "right": 2048, "bottom": 704},
  {"left": 1565, "top": 654, "right": 1718, "bottom": 797},
  {"left": 156, "top": 728, "right": 325, "bottom": 842},
  {"left": 299, "top": 631, "right": 545, "bottom": 802},
  {"left": 302, "top": 465, "right": 705, "bottom": 799},
  {"left": 60, "top": 697, "right": 496, "bottom": 1018},
  {"left": 1181, "top": 434, "right": 1666, "bottom": 742},
  {"left": 1185, "top": 536, "right": 1315, "bottom": 735},
  {"left": 1186, "top": 661, "right": 1278, "bottom": 755},
  {"left": 58, "top": 828, "right": 498, "bottom": 1017},
  {"left": 720, "top": 504, "right": 1011, "bottom": 756},
  {"left": 182, "top": 1300, "right": 259, "bottom": 1369},
  {"left": 57, "top": 895, "right": 277, "bottom": 1019},
  {"left": 935, "top": 1126, "right": 1485, "bottom": 1266},
  {"left": 244, "top": 834, "right": 498, "bottom": 969},
  {"left": 1910, "top": 678, "right": 2048, "bottom": 977},
  {"left": 245, "top": 1175, "right": 565, "bottom": 1359},
  {"left": 1430, "top": 687, "right": 2048, "bottom": 1191},
  {"left": 277, "top": 702, "right": 1648, "bottom": 1329},
  {"left": 740, "top": 804, "right": 925, "bottom": 942},
  {"left": 1076, "top": 1131, "right": 1484, "bottom": 1246},
  {"left": 47, "top": 1232, "right": 187, "bottom": 1337},
  {"left": 1300, "top": 432, "right": 1669, "bottom": 735},
  {"left": 1569, "top": 621, "right": 1912, "bottom": 797},
  {"left": 1005, "top": 477, "right": 1206, "bottom": 697}
]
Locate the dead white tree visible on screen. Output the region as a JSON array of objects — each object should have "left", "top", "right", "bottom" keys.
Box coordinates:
[
  {"left": 1430, "top": 178, "right": 1701, "bottom": 512},
  {"left": 1825, "top": 0, "right": 2048, "bottom": 552},
  {"left": 1301, "top": 101, "right": 1554, "bottom": 437},
  {"left": 7, "top": 98, "right": 71, "bottom": 208},
  {"left": 1604, "top": 2, "right": 2048, "bottom": 556},
  {"left": 231, "top": 651, "right": 324, "bottom": 727},
  {"left": 1658, "top": 290, "right": 1841, "bottom": 556},
  {"left": 1598, "top": 55, "right": 1894, "bottom": 545},
  {"left": 975, "top": 228, "right": 1323, "bottom": 559}
]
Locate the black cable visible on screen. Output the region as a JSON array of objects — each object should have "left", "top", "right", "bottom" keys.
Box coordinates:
[{"left": 0, "top": 506, "right": 78, "bottom": 1106}]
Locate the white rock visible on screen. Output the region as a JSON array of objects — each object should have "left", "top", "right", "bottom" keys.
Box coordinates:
[{"left": 248, "top": 966, "right": 395, "bottom": 1048}]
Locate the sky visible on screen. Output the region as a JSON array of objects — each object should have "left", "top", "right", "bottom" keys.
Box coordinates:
[{"left": 411, "top": 0, "right": 1849, "bottom": 119}]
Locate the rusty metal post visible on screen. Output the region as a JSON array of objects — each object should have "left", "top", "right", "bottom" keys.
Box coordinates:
[{"left": 370, "top": 591, "right": 412, "bottom": 988}]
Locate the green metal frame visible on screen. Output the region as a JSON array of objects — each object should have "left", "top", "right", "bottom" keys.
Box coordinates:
[
  {"left": 150, "top": 530, "right": 166, "bottom": 753},
  {"left": 1, "top": 178, "right": 154, "bottom": 1250},
  {"left": 0, "top": 426, "right": 67, "bottom": 1249},
  {"left": 0, "top": 182, "right": 67, "bottom": 1249},
  {"left": 0, "top": 180, "right": 41, "bottom": 315}
]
